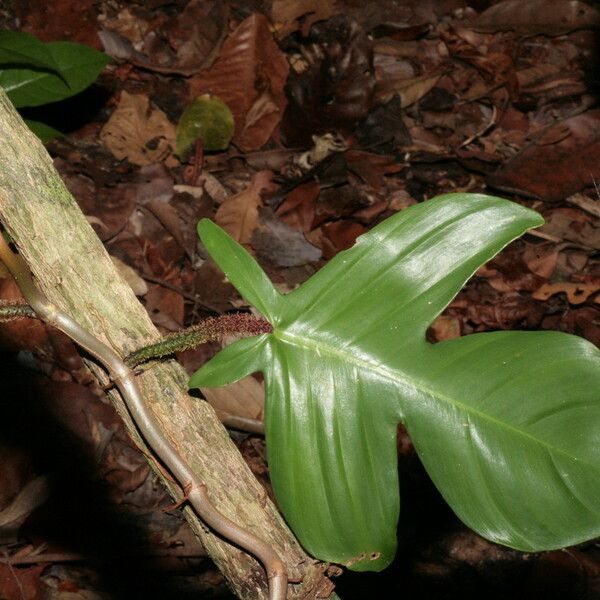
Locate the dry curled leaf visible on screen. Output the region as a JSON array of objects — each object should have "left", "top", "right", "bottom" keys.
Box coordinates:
[
  {"left": 0, "top": 563, "right": 45, "bottom": 600},
  {"left": 215, "top": 171, "right": 277, "bottom": 243},
  {"left": 189, "top": 13, "right": 289, "bottom": 152},
  {"left": 162, "top": 0, "right": 229, "bottom": 73},
  {"left": 100, "top": 92, "right": 176, "bottom": 166}
]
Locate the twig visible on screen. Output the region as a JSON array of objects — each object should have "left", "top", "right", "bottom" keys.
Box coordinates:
[
  {"left": 221, "top": 415, "right": 265, "bottom": 435},
  {"left": 0, "top": 234, "right": 287, "bottom": 600},
  {"left": 1, "top": 547, "right": 207, "bottom": 566}
]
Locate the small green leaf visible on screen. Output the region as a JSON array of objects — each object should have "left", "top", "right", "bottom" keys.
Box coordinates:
[
  {"left": 24, "top": 119, "right": 63, "bottom": 143},
  {"left": 176, "top": 94, "right": 234, "bottom": 160},
  {"left": 193, "top": 193, "right": 600, "bottom": 571},
  {"left": 1, "top": 41, "right": 110, "bottom": 108},
  {"left": 0, "top": 30, "right": 60, "bottom": 73}
]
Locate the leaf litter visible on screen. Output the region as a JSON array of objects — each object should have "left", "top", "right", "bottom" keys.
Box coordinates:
[{"left": 1, "top": 0, "right": 600, "bottom": 597}]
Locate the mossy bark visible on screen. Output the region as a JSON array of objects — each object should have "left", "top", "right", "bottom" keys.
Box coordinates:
[{"left": 0, "top": 90, "right": 338, "bottom": 600}]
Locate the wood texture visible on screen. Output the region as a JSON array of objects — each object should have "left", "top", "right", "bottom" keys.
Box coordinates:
[{"left": 0, "top": 90, "right": 337, "bottom": 600}]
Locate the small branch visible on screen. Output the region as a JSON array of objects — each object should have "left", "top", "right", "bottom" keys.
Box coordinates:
[{"left": 0, "top": 235, "right": 288, "bottom": 600}]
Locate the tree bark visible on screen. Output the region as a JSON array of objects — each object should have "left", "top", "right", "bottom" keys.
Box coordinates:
[{"left": 0, "top": 90, "right": 338, "bottom": 599}]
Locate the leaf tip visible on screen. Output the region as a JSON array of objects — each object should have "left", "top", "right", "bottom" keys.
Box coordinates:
[{"left": 197, "top": 217, "right": 218, "bottom": 240}]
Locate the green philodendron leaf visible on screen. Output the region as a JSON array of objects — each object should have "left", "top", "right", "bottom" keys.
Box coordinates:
[
  {"left": 0, "top": 30, "right": 60, "bottom": 73},
  {"left": 176, "top": 94, "right": 234, "bottom": 160},
  {"left": 0, "top": 40, "right": 110, "bottom": 108},
  {"left": 192, "top": 193, "right": 600, "bottom": 572}
]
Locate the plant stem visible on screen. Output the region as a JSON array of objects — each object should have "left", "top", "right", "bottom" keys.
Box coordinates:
[{"left": 0, "top": 236, "right": 288, "bottom": 600}]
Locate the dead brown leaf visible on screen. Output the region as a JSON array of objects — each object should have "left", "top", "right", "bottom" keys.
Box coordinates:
[
  {"left": 533, "top": 282, "right": 600, "bottom": 304},
  {"left": 20, "top": 0, "right": 101, "bottom": 48},
  {"left": 272, "top": 0, "right": 334, "bottom": 36},
  {"left": 215, "top": 171, "right": 277, "bottom": 243},
  {"left": 110, "top": 256, "right": 148, "bottom": 297},
  {"left": 100, "top": 92, "right": 176, "bottom": 166},
  {"left": 345, "top": 150, "right": 403, "bottom": 192},
  {"left": 145, "top": 285, "right": 184, "bottom": 332},
  {"left": 469, "top": 0, "right": 600, "bottom": 35},
  {"left": 542, "top": 307, "right": 600, "bottom": 345},
  {"left": 194, "top": 260, "right": 239, "bottom": 313},
  {"left": 487, "top": 110, "right": 600, "bottom": 201},
  {"left": 161, "top": 0, "right": 229, "bottom": 73},
  {"left": 467, "top": 297, "right": 545, "bottom": 330},
  {"left": 311, "top": 221, "right": 366, "bottom": 260},
  {"left": 252, "top": 209, "right": 321, "bottom": 267},
  {"left": 276, "top": 179, "right": 320, "bottom": 232},
  {"left": 189, "top": 13, "right": 289, "bottom": 152},
  {"left": 0, "top": 563, "right": 45, "bottom": 600},
  {"left": 72, "top": 181, "right": 137, "bottom": 242},
  {"left": 487, "top": 249, "right": 546, "bottom": 292},
  {"left": 429, "top": 315, "right": 462, "bottom": 342},
  {"left": 540, "top": 208, "right": 600, "bottom": 250},
  {"left": 281, "top": 16, "right": 374, "bottom": 146},
  {"left": 99, "top": 7, "right": 149, "bottom": 45},
  {"left": 522, "top": 244, "right": 558, "bottom": 279},
  {"left": 201, "top": 375, "right": 264, "bottom": 423}
]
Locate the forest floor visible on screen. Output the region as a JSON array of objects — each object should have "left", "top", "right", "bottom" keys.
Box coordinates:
[{"left": 1, "top": 0, "right": 600, "bottom": 598}]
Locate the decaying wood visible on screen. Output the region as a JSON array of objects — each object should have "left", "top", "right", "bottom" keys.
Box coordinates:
[{"left": 0, "top": 90, "right": 339, "bottom": 600}]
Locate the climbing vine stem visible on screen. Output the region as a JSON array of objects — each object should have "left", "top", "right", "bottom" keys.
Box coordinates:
[{"left": 0, "top": 233, "right": 287, "bottom": 600}]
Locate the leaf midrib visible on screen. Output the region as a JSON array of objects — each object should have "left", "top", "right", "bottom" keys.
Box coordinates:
[{"left": 274, "top": 328, "right": 597, "bottom": 470}]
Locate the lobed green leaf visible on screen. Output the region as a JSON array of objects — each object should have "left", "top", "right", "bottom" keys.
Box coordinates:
[{"left": 192, "top": 193, "right": 600, "bottom": 571}]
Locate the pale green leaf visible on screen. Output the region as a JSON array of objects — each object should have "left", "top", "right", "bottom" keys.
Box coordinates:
[{"left": 176, "top": 94, "right": 234, "bottom": 159}]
